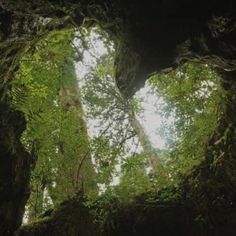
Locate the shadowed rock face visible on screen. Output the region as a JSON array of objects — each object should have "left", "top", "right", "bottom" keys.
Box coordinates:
[
  {"left": 114, "top": 0, "right": 236, "bottom": 95},
  {"left": 0, "top": 1, "right": 236, "bottom": 235},
  {"left": 0, "top": 103, "right": 32, "bottom": 236},
  {"left": 1, "top": 0, "right": 235, "bottom": 93}
]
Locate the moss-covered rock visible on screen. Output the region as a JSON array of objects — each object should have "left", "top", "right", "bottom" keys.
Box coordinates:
[{"left": 16, "top": 195, "right": 101, "bottom": 236}]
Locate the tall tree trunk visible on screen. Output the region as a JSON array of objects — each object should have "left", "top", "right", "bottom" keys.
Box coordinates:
[
  {"left": 59, "top": 64, "right": 98, "bottom": 195},
  {"left": 126, "top": 101, "right": 162, "bottom": 171},
  {"left": 129, "top": 113, "right": 161, "bottom": 169}
]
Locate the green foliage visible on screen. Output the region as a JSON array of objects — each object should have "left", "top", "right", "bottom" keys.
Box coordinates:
[
  {"left": 11, "top": 29, "right": 75, "bottom": 114},
  {"left": 80, "top": 42, "right": 142, "bottom": 190},
  {"left": 114, "top": 154, "right": 151, "bottom": 202},
  {"left": 150, "top": 63, "right": 226, "bottom": 177},
  {"left": 91, "top": 137, "right": 121, "bottom": 186},
  {"left": 9, "top": 28, "right": 93, "bottom": 220}
]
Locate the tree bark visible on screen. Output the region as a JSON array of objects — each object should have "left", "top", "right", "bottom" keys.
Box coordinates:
[
  {"left": 59, "top": 65, "right": 98, "bottom": 195},
  {"left": 128, "top": 110, "right": 162, "bottom": 170}
]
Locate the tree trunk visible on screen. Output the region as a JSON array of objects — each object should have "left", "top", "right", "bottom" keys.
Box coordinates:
[
  {"left": 59, "top": 64, "right": 98, "bottom": 195},
  {"left": 128, "top": 111, "right": 162, "bottom": 170}
]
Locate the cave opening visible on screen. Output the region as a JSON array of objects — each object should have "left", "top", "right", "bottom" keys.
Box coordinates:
[
  {"left": 1, "top": 1, "right": 236, "bottom": 235},
  {"left": 9, "top": 24, "right": 227, "bottom": 230}
]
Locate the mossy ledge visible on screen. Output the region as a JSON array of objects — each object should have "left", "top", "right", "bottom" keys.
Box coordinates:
[{"left": 16, "top": 195, "right": 100, "bottom": 236}]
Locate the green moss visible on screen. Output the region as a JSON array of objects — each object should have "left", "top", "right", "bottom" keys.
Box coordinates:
[{"left": 17, "top": 196, "right": 101, "bottom": 236}]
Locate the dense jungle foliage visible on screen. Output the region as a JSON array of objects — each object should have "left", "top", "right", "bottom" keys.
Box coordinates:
[{"left": 9, "top": 27, "right": 226, "bottom": 224}]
